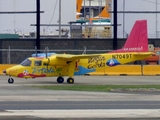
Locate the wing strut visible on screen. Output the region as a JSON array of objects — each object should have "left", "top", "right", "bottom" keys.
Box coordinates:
[{"left": 68, "top": 61, "right": 76, "bottom": 77}]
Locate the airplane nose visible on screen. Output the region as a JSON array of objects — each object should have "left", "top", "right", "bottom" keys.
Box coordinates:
[{"left": 3, "top": 70, "right": 6, "bottom": 74}]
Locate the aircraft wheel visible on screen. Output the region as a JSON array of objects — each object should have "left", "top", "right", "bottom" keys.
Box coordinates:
[
  {"left": 57, "top": 76, "right": 64, "bottom": 83},
  {"left": 8, "top": 78, "right": 14, "bottom": 84},
  {"left": 67, "top": 78, "right": 74, "bottom": 84}
]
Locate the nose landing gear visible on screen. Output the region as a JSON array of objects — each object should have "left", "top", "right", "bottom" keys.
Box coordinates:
[{"left": 8, "top": 78, "right": 14, "bottom": 84}]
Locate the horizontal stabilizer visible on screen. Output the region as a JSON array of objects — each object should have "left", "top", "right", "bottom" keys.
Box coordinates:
[{"left": 133, "top": 52, "right": 154, "bottom": 56}]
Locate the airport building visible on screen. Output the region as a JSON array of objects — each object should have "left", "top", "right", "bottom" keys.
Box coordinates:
[
  {"left": 71, "top": 0, "right": 112, "bottom": 38},
  {"left": 77, "top": 0, "right": 160, "bottom": 38}
]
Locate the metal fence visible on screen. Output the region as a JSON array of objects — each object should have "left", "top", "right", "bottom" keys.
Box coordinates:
[
  {"left": 1, "top": 48, "right": 112, "bottom": 64},
  {"left": 1, "top": 48, "right": 160, "bottom": 65}
]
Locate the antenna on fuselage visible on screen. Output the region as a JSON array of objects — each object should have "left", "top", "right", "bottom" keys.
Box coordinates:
[
  {"left": 45, "top": 46, "right": 50, "bottom": 69},
  {"left": 35, "top": 46, "right": 38, "bottom": 57},
  {"left": 82, "top": 46, "right": 87, "bottom": 54},
  {"left": 45, "top": 46, "right": 49, "bottom": 58}
]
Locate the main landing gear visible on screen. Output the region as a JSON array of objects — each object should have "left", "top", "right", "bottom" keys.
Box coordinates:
[
  {"left": 57, "top": 76, "right": 74, "bottom": 84},
  {"left": 57, "top": 76, "right": 64, "bottom": 83},
  {"left": 67, "top": 77, "right": 74, "bottom": 84},
  {"left": 8, "top": 77, "right": 14, "bottom": 84},
  {"left": 7, "top": 76, "right": 74, "bottom": 84}
]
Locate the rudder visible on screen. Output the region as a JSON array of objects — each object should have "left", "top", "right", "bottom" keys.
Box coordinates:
[{"left": 112, "top": 20, "right": 148, "bottom": 53}]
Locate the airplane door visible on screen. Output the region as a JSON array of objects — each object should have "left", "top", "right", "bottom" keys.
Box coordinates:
[
  {"left": 55, "top": 66, "right": 62, "bottom": 76},
  {"left": 54, "top": 65, "right": 69, "bottom": 76},
  {"left": 32, "top": 60, "right": 43, "bottom": 75}
]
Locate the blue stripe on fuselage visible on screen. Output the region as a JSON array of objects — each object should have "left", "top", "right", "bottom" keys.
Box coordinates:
[{"left": 74, "top": 66, "right": 96, "bottom": 75}]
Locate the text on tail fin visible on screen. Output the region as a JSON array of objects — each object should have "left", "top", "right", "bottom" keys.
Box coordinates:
[
  {"left": 123, "top": 20, "right": 148, "bottom": 52},
  {"left": 111, "top": 20, "right": 148, "bottom": 53}
]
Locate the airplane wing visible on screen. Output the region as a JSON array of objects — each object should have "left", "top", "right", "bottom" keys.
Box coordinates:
[
  {"left": 43, "top": 54, "right": 100, "bottom": 65},
  {"left": 56, "top": 54, "right": 100, "bottom": 60}
]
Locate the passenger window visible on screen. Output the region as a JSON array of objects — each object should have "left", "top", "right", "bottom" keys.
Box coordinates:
[{"left": 34, "top": 61, "right": 42, "bottom": 66}]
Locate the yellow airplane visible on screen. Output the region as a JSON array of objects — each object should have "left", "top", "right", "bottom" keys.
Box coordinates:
[{"left": 3, "top": 20, "right": 153, "bottom": 84}]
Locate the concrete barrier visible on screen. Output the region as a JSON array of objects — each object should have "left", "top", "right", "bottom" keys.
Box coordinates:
[
  {"left": 89, "top": 65, "right": 142, "bottom": 76},
  {"left": 0, "top": 64, "right": 16, "bottom": 75},
  {"left": 86, "top": 69, "right": 105, "bottom": 76},
  {"left": 1, "top": 64, "right": 160, "bottom": 76},
  {"left": 143, "top": 65, "right": 160, "bottom": 76},
  {"left": 105, "top": 65, "right": 142, "bottom": 76}
]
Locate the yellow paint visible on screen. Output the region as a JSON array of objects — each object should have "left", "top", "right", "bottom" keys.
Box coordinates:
[
  {"left": 77, "top": 53, "right": 152, "bottom": 72},
  {"left": 3, "top": 52, "right": 153, "bottom": 78},
  {"left": 143, "top": 65, "right": 160, "bottom": 76},
  {"left": 0, "top": 64, "right": 17, "bottom": 75},
  {"left": 89, "top": 65, "right": 142, "bottom": 76},
  {"left": 2, "top": 64, "right": 160, "bottom": 76}
]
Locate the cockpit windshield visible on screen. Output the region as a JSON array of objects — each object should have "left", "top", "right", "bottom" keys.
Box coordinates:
[{"left": 20, "top": 58, "right": 31, "bottom": 66}]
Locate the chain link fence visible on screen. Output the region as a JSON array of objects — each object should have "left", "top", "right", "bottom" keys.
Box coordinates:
[
  {"left": 1, "top": 48, "right": 112, "bottom": 64},
  {"left": 1, "top": 47, "right": 159, "bottom": 65}
]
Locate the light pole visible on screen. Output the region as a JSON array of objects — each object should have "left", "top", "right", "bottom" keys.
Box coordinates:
[
  {"left": 84, "top": 0, "right": 86, "bottom": 19},
  {"left": 87, "top": 0, "right": 93, "bottom": 22},
  {"left": 59, "top": 0, "right": 61, "bottom": 38},
  {"left": 87, "top": 0, "right": 93, "bottom": 38},
  {"left": 89, "top": 0, "right": 91, "bottom": 21},
  {"left": 98, "top": 0, "right": 102, "bottom": 19},
  {"left": 113, "top": 0, "right": 117, "bottom": 50},
  {"left": 156, "top": 0, "right": 158, "bottom": 38},
  {"left": 123, "top": 0, "right": 125, "bottom": 38},
  {"left": 36, "top": 0, "right": 40, "bottom": 50}
]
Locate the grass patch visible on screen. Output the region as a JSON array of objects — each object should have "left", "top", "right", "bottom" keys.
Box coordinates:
[{"left": 35, "top": 85, "right": 160, "bottom": 92}]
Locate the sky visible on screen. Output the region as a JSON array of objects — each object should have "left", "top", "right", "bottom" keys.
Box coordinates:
[
  {"left": 117, "top": 0, "right": 160, "bottom": 38},
  {"left": 0, "top": 0, "right": 159, "bottom": 38},
  {"left": 0, "top": 0, "right": 76, "bottom": 35}
]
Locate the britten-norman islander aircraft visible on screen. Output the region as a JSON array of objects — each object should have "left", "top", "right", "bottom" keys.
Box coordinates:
[{"left": 3, "top": 20, "right": 153, "bottom": 84}]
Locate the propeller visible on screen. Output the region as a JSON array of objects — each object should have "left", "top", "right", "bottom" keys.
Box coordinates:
[
  {"left": 35, "top": 46, "right": 38, "bottom": 57},
  {"left": 45, "top": 46, "right": 48, "bottom": 58},
  {"left": 82, "top": 46, "right": 87, "bottom": 54},
  {"left": 45, "top": 46, "right": 50, "bottom": 69}
]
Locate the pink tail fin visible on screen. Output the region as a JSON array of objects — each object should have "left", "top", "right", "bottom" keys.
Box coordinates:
[{"left": 112, "top": 20, "right": 148, "bottom": 53}]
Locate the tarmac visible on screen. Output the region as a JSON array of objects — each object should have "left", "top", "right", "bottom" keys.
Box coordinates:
[{"left": 0, "top": 75, "right": 160, "bottom": 119}]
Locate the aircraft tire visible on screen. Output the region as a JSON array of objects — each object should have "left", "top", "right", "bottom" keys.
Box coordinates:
[
  {"left": 57, "top": 76, "right": 64, "bottom": 83},
  {"left": 8, "top": 78, "right": 14, "bottom": 84},
  {"left": 67, "top": 78, "right": 74, "bottom": 84}
]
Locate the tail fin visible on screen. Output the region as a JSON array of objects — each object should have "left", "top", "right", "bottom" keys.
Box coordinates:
[
  {"left": 112, "top": 20, "right": 148, "bottom": 53},
  {"left": 76, "top": 0, "right": 83, "bottom": 19}
]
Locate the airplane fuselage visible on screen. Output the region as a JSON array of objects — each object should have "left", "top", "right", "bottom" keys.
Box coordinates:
[{"left": 5, "top": 52, "right": 151, "bottom": 78}]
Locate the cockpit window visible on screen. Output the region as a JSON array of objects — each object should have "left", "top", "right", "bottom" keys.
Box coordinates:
[
  {"left": 34, "top": 60, "right": 42, "bottom": 66},
  {"left": 20, "top": 58, "right": 31, "bottom": 66}
]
